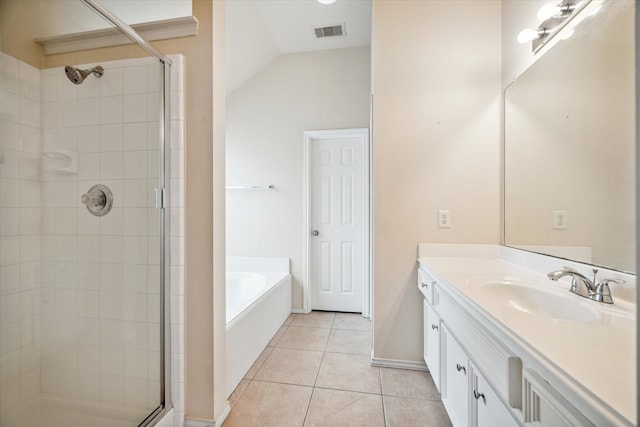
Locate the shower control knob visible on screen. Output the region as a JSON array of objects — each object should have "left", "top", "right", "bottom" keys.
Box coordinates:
[
  {"left": 312, "top": 230, "right": 319, "bottom": 236},
  {"left": 81, "top": 192, "right": 105, "bottom": 207},
  {"left": 81, "top": 184, "right": 113, "bottom": 217}
]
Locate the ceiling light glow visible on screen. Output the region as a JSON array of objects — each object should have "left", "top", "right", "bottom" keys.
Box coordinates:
[{"left": 318, "top": 0, "right": 337, "bottom": 4}]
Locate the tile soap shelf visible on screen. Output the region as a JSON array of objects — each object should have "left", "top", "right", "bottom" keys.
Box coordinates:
[{"left": 42, "top": 150, "right": 78, "bottom": 174}]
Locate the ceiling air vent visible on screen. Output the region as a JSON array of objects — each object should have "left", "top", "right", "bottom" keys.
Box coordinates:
[{"left": 314, "top": 24, "right": 345, "bottom": 39}]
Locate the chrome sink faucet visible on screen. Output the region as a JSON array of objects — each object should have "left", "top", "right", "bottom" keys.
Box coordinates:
[{"left": 547, "top": 266, "right": 624, "bottom": 304}]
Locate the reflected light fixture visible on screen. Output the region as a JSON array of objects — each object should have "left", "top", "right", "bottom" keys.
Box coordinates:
[
  {"left": 517, "top": 0, "right": 583, "bottom": 52},
  {"left": 559, "top": 28, "right": 575, "bottom": 40},
  {"left": 588, "top": 0, "right": 603, "bottom": 16},
  {"left": 517, "top": 28, "right": 548, "bottom": 44},
  {"left": 318, "top": 0, "right": 337, "bottom": 4},
  {"left": 537, "top": 2, "right": 576, "bottom": 21}
]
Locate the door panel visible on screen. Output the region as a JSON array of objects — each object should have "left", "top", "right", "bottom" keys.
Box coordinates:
[
  {"left": 310, "top": 137, "right": 364, "bottom": 312},
  {"left": 443, "top": 326, "right": 470, "bottom": 427}
]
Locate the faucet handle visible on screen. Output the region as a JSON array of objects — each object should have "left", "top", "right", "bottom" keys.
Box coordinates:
[
  {"left": 599, "top": 278, "right": 625, "bottom": 287},
  {"left": 593, "top": 278, "right": 624, "bottom": 304}
]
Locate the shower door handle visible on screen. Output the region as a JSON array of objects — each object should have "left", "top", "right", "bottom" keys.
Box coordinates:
[{"left": 312, "top": 230, "right": 319, "bottom": 236}]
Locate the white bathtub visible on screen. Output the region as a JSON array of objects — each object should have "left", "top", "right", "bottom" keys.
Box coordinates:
[{"left": 226, "top": 257, "right": 292, "bottom": 397}]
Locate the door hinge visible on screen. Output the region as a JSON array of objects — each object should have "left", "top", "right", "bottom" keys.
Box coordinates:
[{"left": 154, "top": 188, "right": 166, "bottom": 209}]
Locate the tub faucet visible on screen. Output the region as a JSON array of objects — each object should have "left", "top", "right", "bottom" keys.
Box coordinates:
[{"left": 547, "top": 266, "right": 623, "bottom": 304}]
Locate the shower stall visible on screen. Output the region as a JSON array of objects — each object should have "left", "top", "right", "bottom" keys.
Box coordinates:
[{"left": 0, "top": 1, "right": 179, "bottom": 426}]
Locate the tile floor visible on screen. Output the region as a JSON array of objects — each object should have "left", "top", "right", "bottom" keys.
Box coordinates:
[{"left": 222, "top": 311, "right": 452, "bottom": 427}]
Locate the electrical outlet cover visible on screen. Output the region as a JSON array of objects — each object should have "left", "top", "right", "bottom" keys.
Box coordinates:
[
  {"left": 553, "top": 210, "right": 567, "bottom": 230},
  {"left": 438, "top": 210, "right": 451, "bottom": 229}
]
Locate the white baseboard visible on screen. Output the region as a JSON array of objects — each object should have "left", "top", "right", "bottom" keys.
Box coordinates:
[
  {"left": 291, "top": 308, "right": 308, "bottom": 314},
  {"left": 184, "top": 417, "right": 215, "bottom": 427},
  {"left": 371, "top": 356, "right": 428, "bottom": 371},
  {"left": 184, "top": 403, "right": 230, "bottom": 427},
  {"left": 216, "top": 403, "right": 231, "bottom": 426}
]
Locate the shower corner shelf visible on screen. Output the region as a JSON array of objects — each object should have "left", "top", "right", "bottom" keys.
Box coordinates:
[{"left": 42, "top": 150, "right": 78, "bottom": 174}]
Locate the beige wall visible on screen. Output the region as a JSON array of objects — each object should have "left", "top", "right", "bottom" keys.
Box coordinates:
[
  {"left": 1, "top": 0, "right": 224, "bottom": 422},
  {"left": 0, "top": 0, "right": 47, "bottom": 67},
  {"left": 226, "top": 47, "right": 371, "bottom": 311},
  {"left": 371, "top": 0, "right": 502, "bottom": 362},
  {"left": 211, "top": 0, "right": 227, "bottom": 421}
]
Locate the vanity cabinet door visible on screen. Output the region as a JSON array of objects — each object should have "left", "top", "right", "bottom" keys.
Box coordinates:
[
  {"left": 442, "top": 326, "right": 470, "bottom": 427},
  {"left": 523, "top": 370, "right": 594, "bottom": 427},
  {"left": 471, "top": 363, "right": 518, "bottom": 427},
  {"left": 423, "top": 300, "right": 441, "bottom": 390}
]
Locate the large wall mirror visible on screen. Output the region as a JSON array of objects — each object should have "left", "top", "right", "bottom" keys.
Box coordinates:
[{"left": 504, "top": 0, "right": 635, "bottom": 274}]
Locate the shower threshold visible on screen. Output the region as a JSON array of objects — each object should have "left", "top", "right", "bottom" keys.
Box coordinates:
[{"left": 2, "top": 396, "right": 159, "bottom": 427}]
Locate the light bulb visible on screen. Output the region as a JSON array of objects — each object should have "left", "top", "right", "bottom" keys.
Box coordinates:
[
  {"left": 517, "top": 28, "right": 540, "bottom": 44},
  {"left": 537, "top": 3, "right": 560, "bottom": 21},
  {"left": 318, "top": 0, "right": 336, "bottom": 4}
]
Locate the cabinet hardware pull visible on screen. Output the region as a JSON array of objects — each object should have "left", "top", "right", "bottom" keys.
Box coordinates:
[
  {"left": 421, "top": 282, "right": 428, "bottom": 288},
  {"left": 456, "top": 363, "right": 466, "bottom": 374},
  {"left": 473, "top": 390, "right": 486, "bottom": 403},
  {"left": 431, "top": 324, "right": 438, "bottom": 330}
]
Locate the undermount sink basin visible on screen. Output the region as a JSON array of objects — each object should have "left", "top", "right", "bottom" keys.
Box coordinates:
[{"left": 475, "top": 280, "right": 599, "bottom": 322}]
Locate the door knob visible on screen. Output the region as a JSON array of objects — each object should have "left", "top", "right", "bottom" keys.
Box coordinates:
[{"left": 312, "top": 230, "right": 319, "bottom": 236}]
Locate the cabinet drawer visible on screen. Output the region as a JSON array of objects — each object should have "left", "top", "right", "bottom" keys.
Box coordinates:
[
  {"left": 438, "top": 290, "right": 522, "bottom": 409},
  {"left": 418, "top": 267, "right": 438, "bottom": 304}
]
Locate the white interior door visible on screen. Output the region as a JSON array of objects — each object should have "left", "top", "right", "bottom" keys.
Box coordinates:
[{"left": 309, "top": 132, "right": 366, "bottom": 312}]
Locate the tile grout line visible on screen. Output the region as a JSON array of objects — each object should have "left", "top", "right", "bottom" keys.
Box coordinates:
[
  {"left": 301, "top": 312, "right": 334, "bottom": 427},
  {"left": 380, "top": 368, "right": 388, "bottom": 427},
  {"left": 226, "top": 312, "right": 380, "bottom": 426}
]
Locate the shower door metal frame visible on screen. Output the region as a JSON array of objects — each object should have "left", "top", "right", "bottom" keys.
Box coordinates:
[{"left": 80, "top": 1, "right": 174, "bottom": 425}]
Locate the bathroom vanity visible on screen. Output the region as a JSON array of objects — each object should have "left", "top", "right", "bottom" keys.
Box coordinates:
[{"left": 417, "top": 244, "right": 636, "bottom": 427}]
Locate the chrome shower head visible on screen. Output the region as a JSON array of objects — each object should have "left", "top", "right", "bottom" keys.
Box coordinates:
[{"left": 64, "top": 65, "right": 104, "bottom": 85}]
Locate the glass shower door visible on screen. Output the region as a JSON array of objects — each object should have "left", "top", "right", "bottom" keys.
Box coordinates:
[{"left": 0, "top": 1, "right": 167, "bottom": 426}]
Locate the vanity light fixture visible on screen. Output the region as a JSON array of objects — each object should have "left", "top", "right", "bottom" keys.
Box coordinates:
[
  {"left": 518, "top": 0, "right": 587, "bottom": 53},
  {"left": 558, "top": 0, "right": 603, "bottom": 41},
  {"left": 588, "top": 0, "right": 603, "bottom": 16},
  {"left": 559, "top": 28, "right": 575, "bottom": 40},
  {"left": 537, "top": 2, "right": 576, "bottom": 21},
  {"left": 317, "top": 0, "right": 336, "bottom": 4},
  {"left": 517, "top": 28, "right": 550, "bottom": 44}
]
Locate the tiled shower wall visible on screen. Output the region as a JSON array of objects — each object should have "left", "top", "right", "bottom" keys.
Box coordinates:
[
  {"left": 38, "top": 56, "right": 164, "bottom": 411},
  {"left": 0, "top": 51, "right": 185, "bottom": 424},
  {"left": 0, "top": 51, "right": 43, "bottom": 416}
]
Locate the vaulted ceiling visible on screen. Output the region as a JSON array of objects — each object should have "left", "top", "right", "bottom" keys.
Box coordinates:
[{"left": 226, "top": 0, "right": 372, "bottom": 94}]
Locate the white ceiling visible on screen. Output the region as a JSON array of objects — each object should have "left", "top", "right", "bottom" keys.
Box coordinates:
[
  {"left": 21, "top": 0, "right": 370, "bottom": 94},
  {"left": 102, "top": 0, "right": 191, "bottom": 25},
  {"left": 226, "top": 0, "right": 373, "bottom": 94}
]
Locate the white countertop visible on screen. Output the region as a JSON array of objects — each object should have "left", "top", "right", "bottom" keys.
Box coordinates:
[{"left": 417, "top": 245, "right": 636, "bottom": 426}]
